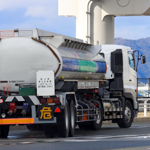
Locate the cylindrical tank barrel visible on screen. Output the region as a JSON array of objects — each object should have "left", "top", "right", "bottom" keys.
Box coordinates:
[{"left": 0, "top": 37, "right": 106, "bottom": 92}]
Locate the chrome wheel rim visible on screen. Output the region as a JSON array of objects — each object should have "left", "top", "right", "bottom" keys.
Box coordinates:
[{"left": 125, "top": 106, "right": 131, "bottom": 122}]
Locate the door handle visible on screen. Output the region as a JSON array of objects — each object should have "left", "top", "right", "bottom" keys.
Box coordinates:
[{"left": 129, "top": 79, "right": 132, "bottom": 81}]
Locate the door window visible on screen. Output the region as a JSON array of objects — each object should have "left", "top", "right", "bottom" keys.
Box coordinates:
[{"left": 128, "top": 52, "right": 136, "bottom": 70}]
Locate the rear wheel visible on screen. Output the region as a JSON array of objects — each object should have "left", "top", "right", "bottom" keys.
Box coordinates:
[
  {"left": 78, "top": 123, "right": 91, "bottom": 130},
  {"left": 43, "top": 124, "right": 55, "bottom": 138},
  {"left": 58, "top": 101, "right": 70, "bottom": 137},
  {"left": 69, "top": 100, "right": 75, "bottom": 137},
  {"left": 117, "top": 100, "right": 133, "bottom": 128},
  {"left": 26, "top": 124, "right": 43, "bottom": 131},
  {"left": 26, "top": 124, "right": 37, "bottom": 131},
  {"left": 0, "top": 125, "right": 9, "bottom": 138}
]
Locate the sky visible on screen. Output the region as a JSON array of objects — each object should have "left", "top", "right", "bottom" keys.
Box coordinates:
[{"left": 0, "top": 0, "right": 150, "bottom": 40}]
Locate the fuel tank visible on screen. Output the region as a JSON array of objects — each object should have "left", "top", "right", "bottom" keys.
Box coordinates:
[{"left": 0, "top": 36, "right": 106, "bottom": 92}]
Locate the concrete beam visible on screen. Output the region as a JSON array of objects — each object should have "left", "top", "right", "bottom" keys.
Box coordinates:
[{"left": 58, "top": 0, "right": 150, "bottom": 44}]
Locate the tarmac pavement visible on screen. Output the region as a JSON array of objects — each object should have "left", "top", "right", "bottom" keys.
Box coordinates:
[{"left": 9, "top": 111, "right": 150, "bottom": 131}]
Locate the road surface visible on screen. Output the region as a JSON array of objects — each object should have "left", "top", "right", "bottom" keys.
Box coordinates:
[{"left": 0, "top": 121, "right": 150, "bottom": 150}]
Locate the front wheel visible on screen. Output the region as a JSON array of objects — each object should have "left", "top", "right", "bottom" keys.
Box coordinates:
[{"left": 118, "top": 100, "right": 133, "bottom": 128}]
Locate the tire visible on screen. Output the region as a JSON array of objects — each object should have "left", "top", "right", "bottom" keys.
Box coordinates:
[
  {"left": 117, "top": 100, "right": 133, "bottom": 128},
  {"left": 26, "top": 124, "right": 43, "bottom": 131},
  {"left": 58, "top": 101, "right": 70, "bottom": 137},
  {"left": 78, "top": 123, "right": 91, "bottom": 130},
  {"left": 42, "top": 124, "right": 55, "bottom": 138},
  {"left": 68, "top": 100, "right": 75, "bottom": 137},
  {"left": 91, "top": 102, "right": 103, "bottom": 130},
  {"left": 26, "top": 124, "right": 38, "bottom": 131},
  {"left": 0, "top": 125, "right": 9, "bottom": 138}
]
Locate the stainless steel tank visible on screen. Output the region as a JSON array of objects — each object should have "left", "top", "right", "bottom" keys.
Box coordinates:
[{"left": 0, "top": 33, "right": 106, "bottom": 92}]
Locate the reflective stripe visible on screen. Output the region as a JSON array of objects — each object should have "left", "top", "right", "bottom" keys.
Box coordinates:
[
  {"left": 0, "top": 118, "right": 34, "bottom": 125},
  {"left": 29, "top": 96, "right": 41, "bottom": 105},
  {"left": 16, "top": 96, "right": 25, "bottom": 102},
  {"left": 4, "top": 96, "right": 41, "bottom": 105},
  {"left": 5, "top": 96, "right": 14, "bottom": 102}
]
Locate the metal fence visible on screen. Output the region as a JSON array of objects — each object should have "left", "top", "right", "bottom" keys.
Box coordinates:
[
  {"left": 138, "top": 78, "right": 150, "bottom": 98},
  {"left": 137, "top": 78, "right": 150, "bottom": 116},
  {"left": 138, "top": 98, "right": 150, "bottom": 116}
]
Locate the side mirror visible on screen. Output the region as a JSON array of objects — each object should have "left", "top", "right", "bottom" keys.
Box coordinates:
[{"left": 141, "top": 55, "right": 146, "bottom": 64}]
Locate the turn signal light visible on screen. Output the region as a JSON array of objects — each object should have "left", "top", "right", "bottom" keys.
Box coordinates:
[
  {"left": 135, "top": 89, "right": 138, "bottom": 97},
  {"left": 40, "top": 97, "right": 60, "bottom": 104},
  {"left": 47, "top": 98, "right": 53, "bottom": 103}
]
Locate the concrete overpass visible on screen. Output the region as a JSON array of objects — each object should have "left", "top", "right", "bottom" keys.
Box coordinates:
[{"left": 59, "top": 0, "right": 150, "bottom": 44}]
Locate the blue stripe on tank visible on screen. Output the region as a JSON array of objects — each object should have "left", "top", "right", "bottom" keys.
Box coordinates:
[
  {"left": 62, "top": 58, "right": 79, "bottom": 71},
  {"left": 62, "top": 58, "right": 106, "bottom": 73},
  {"left": 95, "top": 62, "right": 106, "bottom": 73}
]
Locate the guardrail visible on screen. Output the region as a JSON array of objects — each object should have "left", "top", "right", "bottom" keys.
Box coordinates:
[
  {"left": 137, "top": 78, "right": 150, "bottom": 116},
  {"left": 138, "top": 78, "right": 150, "bottom": 98},
  {"left": 138, "top": 98, "right": 150, "bottom": 116}
]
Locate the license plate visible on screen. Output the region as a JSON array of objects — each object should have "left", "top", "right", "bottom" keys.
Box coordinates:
[{"left": 78, "top": 81, "right": 99, "bottom": 89}]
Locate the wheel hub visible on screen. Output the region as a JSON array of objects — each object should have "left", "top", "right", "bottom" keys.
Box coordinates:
[{"left": 125, "top": 106, "right": 131, "bottom": 122}]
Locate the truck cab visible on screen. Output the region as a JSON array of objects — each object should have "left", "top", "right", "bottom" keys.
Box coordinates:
[{"left": 101, "top": 45, "right": 143, "bottom": 118}]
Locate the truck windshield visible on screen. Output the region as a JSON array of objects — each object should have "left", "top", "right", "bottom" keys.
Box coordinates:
[{"left": 128, "top": 52, "right": 136, "bottom": 70}]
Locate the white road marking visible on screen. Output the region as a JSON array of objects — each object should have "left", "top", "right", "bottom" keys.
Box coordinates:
[
  {"left": 131, "top": 125, "right": 150, "bottom": 128},
  {"left": 1, "top": 133, "right": 150, "bottom": 146},
  {"left": 19, "top": 142, "right": 32, "bottom": 144}
]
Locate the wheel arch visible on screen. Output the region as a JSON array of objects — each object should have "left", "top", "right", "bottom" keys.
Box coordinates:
[{"left": 124, "top": 92, "right": 137, "bottom": 109}]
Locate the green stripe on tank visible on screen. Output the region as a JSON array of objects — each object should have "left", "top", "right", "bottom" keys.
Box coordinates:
[{"left": 78, "top": 60, "right": 96, "bottom": 72}]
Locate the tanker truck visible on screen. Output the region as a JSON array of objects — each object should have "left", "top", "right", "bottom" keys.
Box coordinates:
[{"left": 0, "top": 29, "right": 146, "bottom": 138}]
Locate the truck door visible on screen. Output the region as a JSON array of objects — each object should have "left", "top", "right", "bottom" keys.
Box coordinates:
[
  {"left": 127, "top": 52, "right": 137, "bottom": 89},
  {"left": 123, "top": 50, "right": 137, "bottom": 109}
]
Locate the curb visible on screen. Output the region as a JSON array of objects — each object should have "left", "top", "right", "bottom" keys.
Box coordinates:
[
  {"left": 102, "top": 116, "right": 150, "bottom": 124},
  {"left": 134, "top": 117, "right": 150, "bottom": 122}
]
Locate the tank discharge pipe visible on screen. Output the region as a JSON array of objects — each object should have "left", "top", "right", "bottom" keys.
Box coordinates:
[{"left": 31, "top": 37, "right": 61, "bottom": 76}]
